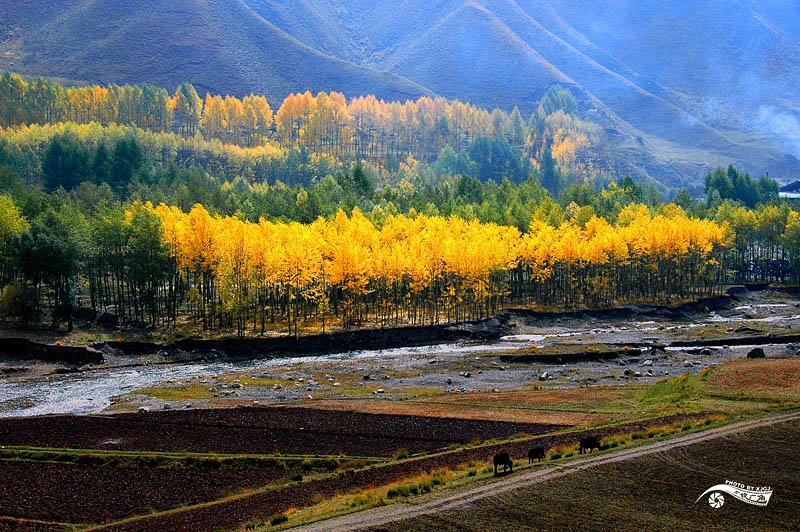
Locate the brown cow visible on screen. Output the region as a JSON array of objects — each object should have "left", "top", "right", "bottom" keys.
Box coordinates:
[
  {"left": 528, "top": 446, "right": 546, "bottom": 463},
  {"left": 579, "top": 436, "right": 601, "bottom": 454},
  {"left": 493, "top": 452, "right": 513, "bottom": 474}
]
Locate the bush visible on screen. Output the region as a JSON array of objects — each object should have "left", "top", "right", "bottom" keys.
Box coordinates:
[
  {"left": 291, "top": 473, "right": 303, "bottom": 482},
  {"left": 467, "top": 470, "right": 477, "bottom": 477},
  {"left": 0, "top": 282, "right": 37, "bottom": 325},
  {"left": 418, "top": 479, "right": 433, "bottom": 493},
  {"left": 393, "top": 448, "right": 408, "bottom": 460},
  {"left": 270, "top": 514, "right": 288, "bottom": 526},
  {"left": 550, "top": 453, "right": 561, "bottom": 460}
]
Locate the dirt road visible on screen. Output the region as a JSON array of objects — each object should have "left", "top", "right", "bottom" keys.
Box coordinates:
[{"left": 290, "top": 410, "right": 800, "bottom": 532}]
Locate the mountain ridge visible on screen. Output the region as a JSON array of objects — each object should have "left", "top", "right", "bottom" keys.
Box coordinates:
[{"left": 1, "top": 0, "right": 799, "bottom": 188}]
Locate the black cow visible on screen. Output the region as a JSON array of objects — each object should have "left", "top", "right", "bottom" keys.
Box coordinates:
[
  {"left": 493, "top": 452, "right": 513, "bottom": 474},
  {"left": 579, "top": 436, "right": 601, "bottom": 454},
  {"left": 528, "top": 446, "right": 546, "bottom": 463}
]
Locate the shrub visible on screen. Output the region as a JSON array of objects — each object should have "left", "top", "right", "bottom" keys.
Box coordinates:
[
  {"left": 418, "top": 479, "right": 433, "bottom": 493},
  {"left": 270, "top": 514, "right": 288, "bottom": 526},
  {"left": 550, "top": 453, "right": 561, "bottom": 460},
  {"left": 393, "top": 448, "right": 408, "bottom": 460},
  {"left": 467, "top": 470, "right": 477, "bottom": 477},
  {"left": 0, "top": 282, "right": 37, "bottom": 325},
  {"left": 291, "top": 473, "right": 303, "bottom": 482},
  {"left": 337, "top": 459, "right": 366, "bottom": 471}
]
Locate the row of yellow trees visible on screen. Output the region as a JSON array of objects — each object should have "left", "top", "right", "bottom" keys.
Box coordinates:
[
  {"left": 1, "top": 74, "right": 596, "bottom": 168},
  {"left": 137, "top": 202, "right": 728, "bottom": 335}
]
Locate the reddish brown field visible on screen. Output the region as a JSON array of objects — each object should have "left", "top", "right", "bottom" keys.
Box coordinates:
[
  {"left": 303, "top": 398, "right": 615, "bottom": 425},
  {"left": 422, "top": 385, "right": 639, "bottom": 410},
  {"left": 0, "top": 461, "right": 290, "bottom": 523},
  {"left": 0, "top": 407, "right": 563, "bottom": 457},
  {"left": 0, "top": 405, "right": 695, "bottom": 532},
  {"left": 0, "top": 520, "right": 65, "bottom": 532},
  {"left": 96, "top": 414, "right": 696, "bottom": 532},
  {"left": 708, "top": 358, "right": 800, "bottom": 401}
]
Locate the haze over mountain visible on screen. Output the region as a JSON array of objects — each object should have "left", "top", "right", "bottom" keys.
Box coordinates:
[{"left": 2, "top": 0, "right": 799, "bottom": 190}]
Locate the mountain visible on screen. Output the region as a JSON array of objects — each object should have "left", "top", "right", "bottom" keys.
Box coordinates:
[
  {"left": 2, "top": 0, "right": 800, "bottom": 190},
  {"left": 0, "top": 0, "right": 430, "bottom": 103}
]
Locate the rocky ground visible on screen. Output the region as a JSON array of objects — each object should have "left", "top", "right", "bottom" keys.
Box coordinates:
[{"left": 1, "top": 287, "right": 798, "bottom": 417}]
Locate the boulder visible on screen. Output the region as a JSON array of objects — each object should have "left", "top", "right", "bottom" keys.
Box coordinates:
[
  {"left": 747, "top": 347, "right": 766, "bottom": 359},
  {"left": 96, "top": 312, "right": 119, "bottom": 327}
]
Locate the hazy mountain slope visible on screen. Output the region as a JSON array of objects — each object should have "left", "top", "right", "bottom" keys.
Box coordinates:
[
  {"left": 542, "top": 2, "right": 800, "bottom": 110},
  {"left": 0, "top": 0, "right": 430, "bottom": 104},
  {"left": 387, "top": 3, "right": 572, "bottom": 109},
  {"left": 262, "top": 0, "right": 800, "bottom": 184},
  {"left": 1, "top": 0, "right": 799, "bottom": 186},
  {"left": 241, "top": 0, "right": 361, "bottom": 63}
]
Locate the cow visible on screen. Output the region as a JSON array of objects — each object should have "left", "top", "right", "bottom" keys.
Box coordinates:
[
  {"left": 579, "top": 436, "right": 601, "bottom": 454},
  {"left": 493, "top": 452, "right": 513, "bottom": 474},
  {"left": 528, "top": 446, "right": 546, "bottom": 463}
]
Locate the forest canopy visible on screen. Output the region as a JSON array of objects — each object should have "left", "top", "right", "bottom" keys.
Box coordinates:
[{"left": 0, "top": 72, "right": 797, "bottom": 335}]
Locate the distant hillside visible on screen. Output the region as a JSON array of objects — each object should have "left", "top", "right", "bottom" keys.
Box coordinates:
[
  {"left": 2, "top": 0, "right": 800, "bottom": 189},
  {"left": 0, "top": 0, "right": 430, "bottom": 104}
]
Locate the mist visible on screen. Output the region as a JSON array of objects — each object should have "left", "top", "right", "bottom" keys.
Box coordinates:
[{"left": 755, "top": 105, "right": 800, "bottom": 158}]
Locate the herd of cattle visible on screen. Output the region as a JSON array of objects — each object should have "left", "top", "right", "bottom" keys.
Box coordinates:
[{"left": 492, "top": 436, "right": 601, "bottom": 474}]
